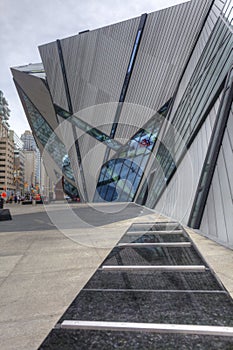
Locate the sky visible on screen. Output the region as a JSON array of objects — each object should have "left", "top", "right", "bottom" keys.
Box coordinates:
[{"left": 0, "top": 0, "right": 189, "bottom": 137}]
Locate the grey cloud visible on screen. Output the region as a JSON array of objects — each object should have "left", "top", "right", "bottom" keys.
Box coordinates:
[{"left": 0, "top": 0, "right": 189, "bottom": 136}]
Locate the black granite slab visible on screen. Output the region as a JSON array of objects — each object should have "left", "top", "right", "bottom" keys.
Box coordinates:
[
  {"left": 58, "top": 290, "right": 233, "bottom": 326},
  {"left": 84, "top": 270, "right": 224, "bottom": 291},
  {"left": 39, "top": 329, "right": 233, "bottom": 350},
  {"left": 38, "top": 219, "right": 233, "bottom": 349},
  {"left": 120, "top": 233, "right": 190, "bottom": 243},
  {"left": 127, "top": 222, "right": 182, "bottom": 232},
  {"left": 101, "top": 246, "right": 205, "bottom": 266}
]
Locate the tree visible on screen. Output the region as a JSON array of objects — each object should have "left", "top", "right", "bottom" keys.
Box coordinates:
[{"left": 0, "top": 90, "right": 10, "bottom": 128}]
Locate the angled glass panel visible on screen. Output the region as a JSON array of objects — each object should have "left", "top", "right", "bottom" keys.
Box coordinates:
[
  {"left": 95, "top": 100, "right": 172, "bottom": 202},
  {"left": 18, "top": 88, "right": 79, "bottom": 198},
  {"left": 55, "top": 105, "right": 122, "bottom": 152}
]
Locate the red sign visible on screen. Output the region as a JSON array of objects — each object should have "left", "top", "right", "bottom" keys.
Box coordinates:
[{"left": 1, "top": 192, "right": 7, "bottom": 198}]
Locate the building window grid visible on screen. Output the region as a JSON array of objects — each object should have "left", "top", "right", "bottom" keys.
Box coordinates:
[
  {"left": 96, "top": 106, "right": 167, "bottom": 202},
  {"left": 108, "top": 135, "right": 144, "bottom": 201},
  {"left": 107, "top": 160, "right": 132, "bottom": 202},
  {"left": 145, "top": 143, "right": 176, "bottom": 207},
  {"left": 97, "top": 134, "right": 145, "bottom": 201},
  {"left": 108, "top": 139, "right": 146, "bottom": 202},
  {"left": 120, "top": 119, "right": 162, "bottom": 202}
]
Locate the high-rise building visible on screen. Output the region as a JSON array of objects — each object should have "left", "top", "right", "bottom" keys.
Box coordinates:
[
  {"left": 9, "top": 130, "right": 25, "bottom": 195},
  {"left": 21, "top": 129, "right": 37, "bottom": 151},
  {"left": 23, "top": 150, "right": 37, "bottom": 192},
  {"left": 11, "top": 0, "right": 233, "bottom": 248},
  {"left": 21, "top": 130, "right": 40, "bottom": 186},
  {"left": 0, "top": 122, "right": 15, "bottom": 195}
]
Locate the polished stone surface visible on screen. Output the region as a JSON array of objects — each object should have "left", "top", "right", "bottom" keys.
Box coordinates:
[
  {"left": 58, "top": 290, "right": 233, "bottom": 326},
  {"left": 39, "top": 329, "right": 233, "bottom": 350},
  {"left": 120, "top": 232, "right": 190, "bottom": 243},
  {"left": 1, "top": 203, "right": 232, "bottom": 350},
  {"left": 38, "top": 219, "right": 233, "bottom": 349},
  {"left": 127, "top": 222, "right": 182, "bottom": 232},
  {"left": 101, "top": 246, "right": 205, "bottom": 266},
  {"left": 84, "top": 270, "right": 224, "bottom": 291}
]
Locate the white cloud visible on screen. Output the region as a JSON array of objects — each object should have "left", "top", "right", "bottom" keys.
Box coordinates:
[{"left": 0, "top": 0, "right": 189, "bottom": 136}]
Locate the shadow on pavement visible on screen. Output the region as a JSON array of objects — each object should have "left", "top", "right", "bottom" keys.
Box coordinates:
[{"left": 1, "top": 203, "right": 154, "bottom": 232}]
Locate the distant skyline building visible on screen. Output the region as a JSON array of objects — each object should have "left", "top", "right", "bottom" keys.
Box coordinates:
[
  {"left": 20, "top": 129, "right": 37, "bottom": 151},
  {"left": 21, "top": 130, "right": 40, "bottom": 186},
  {"left": 11, "top": 0, "right": 233, "bottom": 248},
  {"left": 9, "top": 130, "right": 25, "bottom": 195},
  {"left": 10, "top": 130, "right": 24, "bottom": 150},
  {"left": 0, "top": 121, "right": 15, "bottom": 194},
  {"left": 24, "top": 150, "right": 37, "bottom": 192},
  {"left": 13, "top": 148, "right": 25, "bottom": 195}
]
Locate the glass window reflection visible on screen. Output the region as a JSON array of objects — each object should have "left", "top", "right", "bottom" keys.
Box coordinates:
[
  {"left": 95, "top": 100, "right": 172, "bottom": 202},
  {"left": 20, "top": 88, "right": 79, "bottom": 199}
]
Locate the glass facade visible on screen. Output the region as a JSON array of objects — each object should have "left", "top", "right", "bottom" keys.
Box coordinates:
[
  {"left": 19, "top": 88, "right": 79, "bottom": 198},
  {"left": 55, "top": 105, "right": 122, "bottom": 152},
  {"left": 95, "top": 101, "right": 172, "bottom": 202},
  {"left": 55, "top": 100, "right": 171, "bottom": 203}
]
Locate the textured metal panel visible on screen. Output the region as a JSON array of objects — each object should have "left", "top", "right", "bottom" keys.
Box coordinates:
[
  {"left": 222, "top": 124, "right": 233, "bottom": 198},
  {"left": 76, "top": 123, "right": 112, "bottom": 201},
  {"left": 210, "top": 167, "right": 228, "bottom": 242},
  {"left": 169, "top": 0, "right": 224, "bottom": 121},
  {"left": 216, "top": 151, "right": 232, "bottom": 242},
  {"left": 39, "top": 42, "right": 69, "bottom": 111},
  {"left": 199, "top": 200, "right": 210, "bottom": 237},
  {"left": 153, "top": 96, "right": 220, "bottom": 223},
  {"left": 68, "top": 141, "right": 86, "bottom": 200},
  {"left": 227, "top": 105, "right": 233, "bottom": 150},
  {"left": 60, "top": 16, "right": 140, "bottom": 121},
  {"left": 12, "top": 68, "right": 58, "bottom": 132},
  {"left": 201, "top": 186, "right": 218, "bottom": 238},
  {"left": 200, "top": 102, "right": 233, "bottom": 247},
  {"left": 117, "top": 103, "right": 156, "bottom": 141},
  {"left": 124, "top": 0, "right": 213, "bottom": 116},
  {"left": 74, "top": 103, "right": 119, "bottom": 136}
]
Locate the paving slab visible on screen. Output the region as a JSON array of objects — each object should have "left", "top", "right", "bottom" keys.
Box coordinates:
[{"left": 0, "top": 202, "right": 232, "bottom": 349}]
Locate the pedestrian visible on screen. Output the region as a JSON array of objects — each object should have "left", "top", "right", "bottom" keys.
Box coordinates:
[{"left": 14, "top": 194, "right": 17, "bottom": 204}]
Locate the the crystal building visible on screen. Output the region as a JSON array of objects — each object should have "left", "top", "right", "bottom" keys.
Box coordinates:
[{"left": 11, "top": 0, "right": 233, "bottom": 247}]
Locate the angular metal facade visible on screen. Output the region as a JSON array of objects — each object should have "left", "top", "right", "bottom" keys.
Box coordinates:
[{"left": 11, "top": 0, "right": 233, "bottom": 247}]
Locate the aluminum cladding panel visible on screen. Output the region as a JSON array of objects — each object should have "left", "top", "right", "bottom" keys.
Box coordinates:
[
  {"left": 60, "top": 17, "right": 140, "bottom": 116},
  {"left": 124, "top": 0, "right": 213, "bottom": 113},
  {"left": 75, "top": 103, "right": 119, "bottom": 136},
  {"left": 200, "top": 101, "right": 233, "bottom": 248},
  {"left": 154, "top": 94, "right": 221, "bottom": 224},
  {"left": 170, "top": 0, "right": 225, "bottom": 120},
  {"left": 12, "top": 68, "right": 59, "bottom": 132},
  {"left": 39, "top": 41, "right": 69, "bottom": 111},
  {"left": 77, "top": 125, "right": 111, "bottom": 201}
]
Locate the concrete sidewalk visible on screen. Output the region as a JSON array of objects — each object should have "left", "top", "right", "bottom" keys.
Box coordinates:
[{"left": 0, "top": 202, "right": 232, "bottom": 350}]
